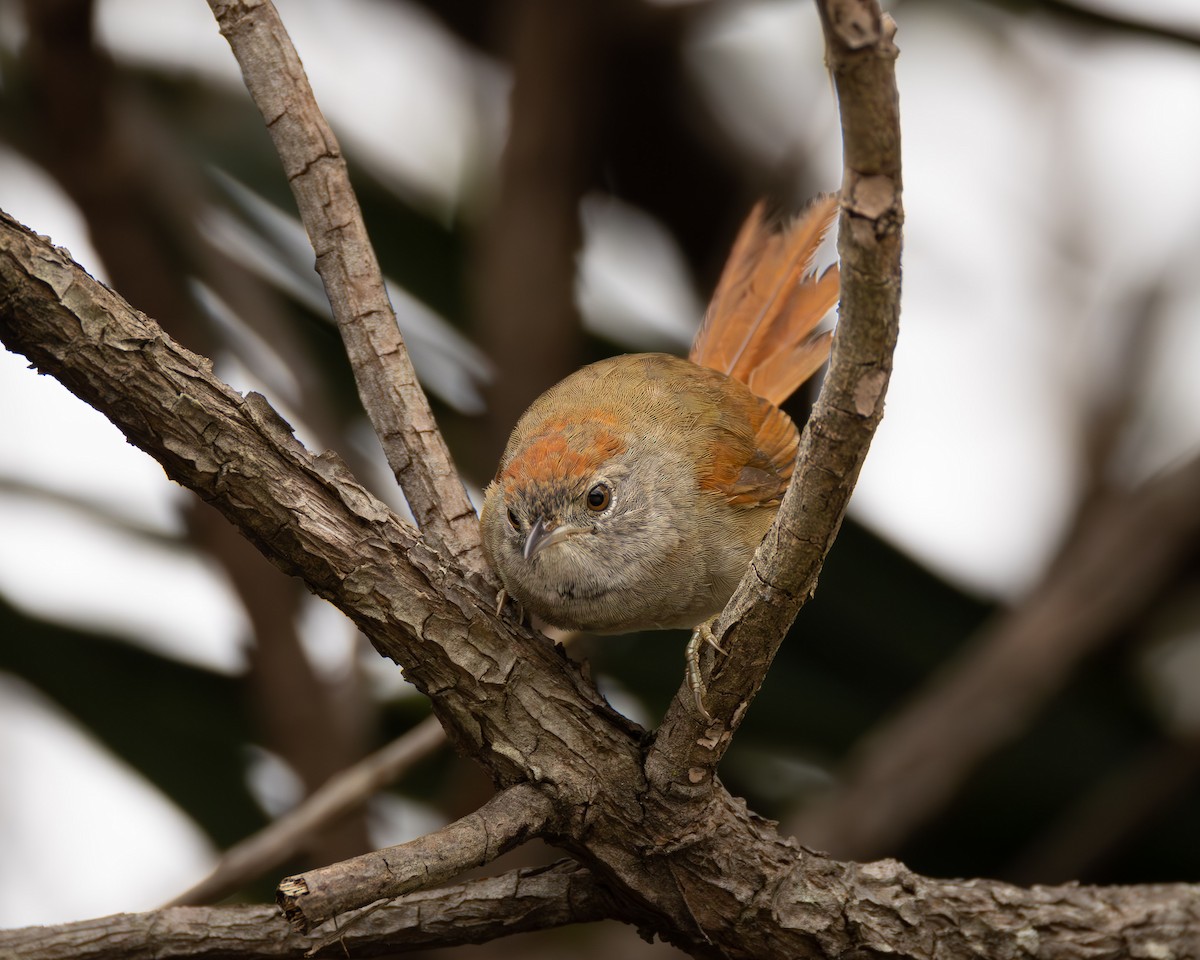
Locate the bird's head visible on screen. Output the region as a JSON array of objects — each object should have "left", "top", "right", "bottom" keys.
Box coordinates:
[{"left": 479, "top": 413, "right": 686, "bottom": 632}]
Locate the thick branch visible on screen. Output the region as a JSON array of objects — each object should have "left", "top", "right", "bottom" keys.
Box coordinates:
[
  {"left": 168, "top": 714, "right": 446, "bottom": 907},
  {"left": 4, "top": 194, "right": 1200, "bottom": 959},
  {"left": 3, "top": 4, "right": 1197, "bottom": 951},
  {"left": 0, "top": 200, "right": 623, "bottom": 941},
  {"left": 0, "top": 205, "right": 635, "bottom": 800},
  {"left": 0, "top": 861, "right": 616, "bottom": 960},
  {"left": 205, "top": 0, "right": 486, "bottom": 574},
  {"left": 278, "top": 782, "right": 555, "bottom": 932},
  {"left": 647, "top": 0, "right": 902, "bottom": 780}
]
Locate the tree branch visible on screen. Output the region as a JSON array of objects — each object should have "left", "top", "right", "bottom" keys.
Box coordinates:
[
  {"left": 167, "top": 714, "right": 447, "bottom": 907},
  {"left": 278, "top": 782, "right": 555, "bottom": 933},
  {"left": 0, "top": 204, "right": 633, "bottom": 797},
  {"left": 0, "top": 861, "right": 616, "bottom": 960},
  {"left": 0, "top": 201, "right": 633, "bottom": 942},
  {"left": 7, "top": 1, "right": 1200, "bottom": 954},
  {"left": 4, "top": 164, "right": 1200, "bottom": 960},
  {"left": 205, "top": 0, "right": 486, "bottom": 574},
  {"left": 647, "top": 0, "right": 903, "bottom": 781}
]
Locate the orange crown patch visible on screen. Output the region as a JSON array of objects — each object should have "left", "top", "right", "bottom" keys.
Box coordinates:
[{"left": 502, "top": 422, "right": 626, "bottom": 490}]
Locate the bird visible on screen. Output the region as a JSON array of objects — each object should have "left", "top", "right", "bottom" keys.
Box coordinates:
[{"left": 480, "top": 195, "right": 839, "bottom": 706}]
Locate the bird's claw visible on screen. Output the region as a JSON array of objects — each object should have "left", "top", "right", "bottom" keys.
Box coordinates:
[
  {"left": 494, "top": 587, "right": 527, "bottom": 626},
  {"left": 686, "top": 617, "right": 726, "bottom": 721}
]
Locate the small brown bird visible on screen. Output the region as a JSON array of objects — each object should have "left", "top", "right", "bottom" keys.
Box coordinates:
[{"left": 480, "top": 196, "right": 839, "bottom": 644}]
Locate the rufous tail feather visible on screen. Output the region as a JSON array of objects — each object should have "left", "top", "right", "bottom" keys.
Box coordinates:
[{"left": 690, "top": 195, "right": 840, "bottom": 407}]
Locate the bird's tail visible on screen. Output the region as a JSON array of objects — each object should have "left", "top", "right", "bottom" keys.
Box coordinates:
[{"left": 689, "top": 195, "right": 840, "bottom": 407}]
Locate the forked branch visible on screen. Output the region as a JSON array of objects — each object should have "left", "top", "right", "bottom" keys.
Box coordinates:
[
  {"left": 278, "top": 783, "right": 556, "bottom": 933},
  {"left": 6, "top": 0, "right": 1200, "bottom": 955},
  {"left": 2, "top": 155, "right": 1199, "bottom": 960}
]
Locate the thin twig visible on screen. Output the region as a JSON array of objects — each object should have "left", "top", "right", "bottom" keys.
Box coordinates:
[
  {"left": 166, "top": 714, "right": 446, "bottom": 907},
  {"left": 205, "top": 0, "right": 486, "bottom": 575},
  {"left": 646, "top": 0, "right": 903, "bottom": 787},
  {"left": 278, "top": 782, "right": 555, "bottom": 933}
]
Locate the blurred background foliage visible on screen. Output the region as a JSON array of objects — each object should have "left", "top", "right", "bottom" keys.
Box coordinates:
[{"left": 1, "top": 0, "right": 1199, "bottom": 954}]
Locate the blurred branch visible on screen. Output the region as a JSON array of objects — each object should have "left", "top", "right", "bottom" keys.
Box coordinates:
[
  {"left": 647, "top": 0, "right": 903, "bottom": 784},
  {"left": 1014, "top": 0, "right": 1200, "bottom": 50},
  {"left": 278, "top": 782, "right": 554, "bottom": 932},
  {"left": 1009, "top": 735, "right": 1200, "bottom": 883},
  {"left": 206, "top": 0, "right": 486, "bottom": 575},
  {"left": 0, "top": 861, "right": 616, "bottom": 960},
  {"left": 17, "top": 0, "right": 327, "bottom": 388},
  {"left": 6, "top": 0, "right": 1200, "bottom": 950},
  {"left": 188, "top": 507, "right": 375, "bottom": 865},
  {"left": 0, "top": 474, "right": 182, "bottom": 546},
  {"left": 472, "top": 0, "right": 601, "bottom": 471},
  {"left": 17, "top": 0, "right": 211, "bottom": 349},
  {"left": 167, "top": 714, "right": 447, "bottom": 907},
  {"left": 790, "top": 451, "right": 1200, "bottom": 860},
  {"left": 16, "top": 0, "right": 362, "bottom": 443}
]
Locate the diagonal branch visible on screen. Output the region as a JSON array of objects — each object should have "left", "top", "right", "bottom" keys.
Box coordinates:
[
  {"left": 167, "top": 714, "right": 447, "bottom": 907},
  {"left": 647, "top": 0, "right": 903, "bottom": 782},
  {"left": 4, "top": 178, "right": 1200, "bottom": 960},
  {"left": 205, "top": 0, "right": 486, "bottom": 575},
  {"left": 0, "top": 204, "right": 633, "bottom": 796},
  {"left": 7, "top": 2, "right": 1200, "bottom": 953},
  {"left": 1021, "top": 0, "right": 1200, "bottom": 50},
  {"left": 789, "top": 451, "right": 1200, "bottom": 860},
  {"left": 278, "top": 782, "right": 556, "bottom": 933}
]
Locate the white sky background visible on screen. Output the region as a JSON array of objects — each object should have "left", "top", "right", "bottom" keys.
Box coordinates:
[{"left": 1, "top": 0, "right": 1199, "bottom": 928}]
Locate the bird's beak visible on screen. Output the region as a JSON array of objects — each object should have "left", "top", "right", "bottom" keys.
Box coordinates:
[{"left": 523, "top": 516, "right": 580, "bottom": 560}]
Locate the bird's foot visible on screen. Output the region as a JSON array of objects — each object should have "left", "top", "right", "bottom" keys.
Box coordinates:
[
  {"left": 685, "top": 617, "right": 726, "bottom": 721},
  {"left": 494, "top": 587, "right": 527, "bottom": 626}
]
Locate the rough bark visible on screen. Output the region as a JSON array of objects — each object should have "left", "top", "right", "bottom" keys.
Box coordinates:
[
  {"left": 3, "top": 0, "right": 1200, "bottom": 957},
  {"left": 3, "top": 190, "right": 1198, "bottom": 960},
  {"left": 278, "top": 783, "right": 555, "bottom": 929},
  {"left": 0, "top": 861, "right": 616, "bottom": 959},
  {"left": 647, "top": 0, "right": 904, "bottom": 787}
]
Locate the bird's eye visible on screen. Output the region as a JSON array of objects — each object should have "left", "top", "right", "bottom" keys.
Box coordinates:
[
  {"left": 506, "top": 508, "right": 520, "bottom": 530},
  {"left": 585, "top": 483, "right": 611, "bottom": 512}
]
